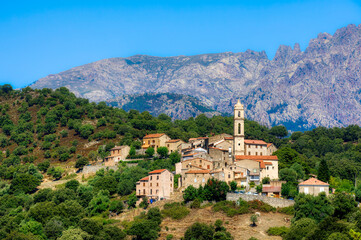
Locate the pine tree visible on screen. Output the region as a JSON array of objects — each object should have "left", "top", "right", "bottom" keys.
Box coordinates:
[{"left": 318, "top": 159, "right": 330, "bottom": 183}]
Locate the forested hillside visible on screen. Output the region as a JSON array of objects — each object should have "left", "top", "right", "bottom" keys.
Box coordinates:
[{"left": 2, "top": 85, "right": 361, "bottom": 239}]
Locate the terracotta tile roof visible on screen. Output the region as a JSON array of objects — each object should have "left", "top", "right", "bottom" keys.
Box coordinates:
[
  {"left": 140, "top": 176, "right": 149, "bottom": 181},
  {"left": 189, "top": 137, "right": 208, "bottom": 141},
  {"left": 264, "top": 162, "right": 273, "bottom": 165},
  {"left": 224, "top": 137, "right": 234, "bottom": 140},
  {"left": 186, "top": 170, "right": 211, "bottom": 174},
  {"left": 182, "top": 153, "right": 198, "bottom": 157},
  {"left": 256, "top": 160, "right": 266, "bottom": 169},
  {"left": 235, "top": 155, "right": 278, "bottom": 161},
  {"left": 299, "top": 178, "right": 329, "bottom": 186},
  {"left": 143, "top": 133, "right": 165, "bottom": 139},
  {"left": 244, "top": 139, "right": 268, "bottom": 145},
  {"left": 149, "top": 169, "right": 167, "bottom": 174},
  {"left": 166, "top": 139, "right": 182, "bottom": 143},
  {"left": 262, "top": 186, "right": 281, "bottom": 193},
  {"left": 209, "top": 147, "right": 228, "bottom": 152},
  {"left": 210, "top": 169, "right": 223, "bottom": 173},
  {"left": 267, "top": 143, "right": 272, "bottom": 148}
]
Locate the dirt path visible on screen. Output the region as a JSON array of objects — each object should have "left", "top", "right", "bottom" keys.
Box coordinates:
[{"left": 159, "top": 206, "right": 289, "bottom": 240}]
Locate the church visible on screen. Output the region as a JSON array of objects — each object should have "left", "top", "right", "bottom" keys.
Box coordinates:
[{"left": 178, "top": 100, "right": 279, "bottom": 189}]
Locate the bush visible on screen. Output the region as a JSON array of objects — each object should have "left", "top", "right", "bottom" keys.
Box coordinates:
[
  {"left": 267, "top": 226, "right": 289, "bottom": 236},
  {"left": 248, "top": 200, "right": 276, "bottom": 212},
  {"left": 277, "top": 206, "right": 295, "bottom": 215},
  {"left": 10, "top": 173, "right": 41, "bottom": 193},
  {"left": 65, "top": 179, "right": 80, "bottom": 191},
  {"left": 213, "top": 201, "right": 249, "bottom": 217},
  {"left": 162, "top": 202, "right": 190, "bottom": 220},
  {"left": 190, "top": 198, "right": 202, "bottom": 209},
  {"left": 37, "top": 160, "right": 50, "bottom": 173}
]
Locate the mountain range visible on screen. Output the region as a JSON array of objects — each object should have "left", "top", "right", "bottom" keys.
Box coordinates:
[{"left": 31, "top": 24, "right": 361, "bottom": 131}]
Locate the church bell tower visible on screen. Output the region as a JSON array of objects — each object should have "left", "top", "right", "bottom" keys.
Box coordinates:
[{"left": 233, "top": 99, "right": 245, "bottom": 157}]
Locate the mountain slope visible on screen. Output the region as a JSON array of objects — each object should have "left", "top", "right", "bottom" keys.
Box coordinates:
[
  {"left": 106, "top": 93, "right": 222, "bottom": 120},
  {"left": 31, "top": 24, "right": 361, "bottom": 130}
]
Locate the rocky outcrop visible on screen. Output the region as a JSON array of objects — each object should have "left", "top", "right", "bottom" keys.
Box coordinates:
[
  {"left": 106, "top": 93, "right": 222, "bottom": 120},
  {"left": 31, "top": 24, "right": 361, "bottom": 130}
]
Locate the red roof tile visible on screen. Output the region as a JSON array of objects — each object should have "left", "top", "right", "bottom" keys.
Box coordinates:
[
  {"left": 267, "top": 143, "right": 272, "bottom": 148},
  {"left": 140, "top": 176, "right": 149, "bottom": 181},
  {"left": 149, "top": 169, "right": 167, "bottom": 174},
  {"left": 244, "top": 139, "right": 268, "bottom": 145},
  {"left": 185, "top": 170, "right": 211, "bottom": 174},
  {"left": 262, "top": 186, "right": 281, "bottom": 193},
  {"left": 264, "top": 162, "right": 273, "bottom": 165},
  {"left": 256, "top": 160, "right": 266, "bottom": 169},
  {"left": 183, "top": 158, "right": 212, "bottom": 163},
  {"left": 143, "top": 133, "right": 165, "bottom": 139},
  {"left": 224, "top": 137, "right": 234, "bottom": 140},
  {"left": 235, "top": 155, "right": 278, "bottom": 161},
  {"left": 299, "top": 178, "right": 329, "bottom": 186}
]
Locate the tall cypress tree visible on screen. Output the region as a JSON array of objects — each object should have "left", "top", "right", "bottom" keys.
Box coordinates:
[{"left": 318, "top": 159, "right": 330, "bottom": 183}]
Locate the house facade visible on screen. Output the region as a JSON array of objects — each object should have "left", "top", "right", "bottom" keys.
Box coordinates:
[
  {"left": 141, "top": 133, "right": 171, "bottom": 152},
  {"left": 104, "top": 145, "right": 130, "bottom": 166},
  {"left": 298, "top": 178, "right": 329, "bottom": 196},
  {"left": 136, "top": 169, "right": 174, "bottom": 199}
]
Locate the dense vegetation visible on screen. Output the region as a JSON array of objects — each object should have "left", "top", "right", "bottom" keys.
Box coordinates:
[{"left": 3, "top": 84, "right": 361, "bottom": 238}]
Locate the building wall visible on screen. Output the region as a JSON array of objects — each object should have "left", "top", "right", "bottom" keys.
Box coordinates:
[
  {"left": 104, "top": 146, "right": 131, "bottom": 166},
  {"left": 245, "top": 144, "right": 267, "bottom": 156},
  {"left": 267, "top": 144, "right": 278, "bottom": 155},
  {"left": 167, "top": 140, "right": 185, "bottom": 153},
  {"left": 181, "top": 158, "right": 213, "bottom": 170},
  {"left": 209, "top": 133, "right": 232, "bottom": 144},
  {"left": 148, "top": 170, "right": 174, "bottom": 199},
  {"left": 208, "top": 148, "right": 229, "bottom": 165},
  {"left": 143, "top": 135, "right": 171, "bottom": 151},
  {"left": 299, "top": 185, "right": 329, "bottom": 196},
  {"left": 136, "top": 179, "right": 149, "bottom": 196},
  {"left": 183, "top": 173, "right": 211, "bottom": 188},
  {"left": 235, "top": 160, "right": 260, "bottom": 183},
  {"left": 261, "top": 160, "right": 279, "bottom": 180},
  {"left": 234, "top": 104, "right": 245, "bottom": 156}
]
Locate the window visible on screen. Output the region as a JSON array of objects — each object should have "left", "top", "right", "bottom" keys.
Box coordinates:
[
  {"left": 194, "top": 178, "right": 197, "bottom": 183},
  {"left": 148, "top": 140, "right": 150, "bottom": 144},
  {"left": 150, "top": 189, "right": 152, "bottom": 194},
  {"left": 152, "top": 140, "right": 155, "bottom": 143},
  {"left": 150, "top": 176, "right": 152, "bottom": 180},
  {"left": 230, "top": 167, "right": 232, "bottom": 170},
  {"left": 157, "top": 176, "right": 159, "bottom": 180},
  {"left": 167, "top": 144, "right": 169, "bottom": 147},
  {"left": 248, "top": 152, "right": 251, "bottom": 155},
  {"left": 267, "top": 166, "right": 269, "bottom": 170},
  {"left": 143, "top": 189, "right": 145, "bottom": 194},
  {"left": 255, "top": 152, "right": 258, "bottom": 156},
  {"left": 170, "top": 184, "right": 172, "bottom": 187},
  {"left": 207, "top": 165, "right": 210, "bottom": 169},
  {"left": 200, "top": 160, "right": 202, "bottom": 163},
  {"left": 253, "top": 169, "right": 257, "bottom": 173},
  {"left": 143, "top": 183, "right": 145, "bottom": 187},
  {"left": 170, "top": 177, "right": 172, "bottom": 181},
  {"left": 238, "top": 111, "right": 240, "bottom": 117},
  {"left": 139, "top": 190, "right": 140, "bottom": 194},
  {"left": 238, "top": 123, "right": 241, "bottom": 134},
  {"left": 256, "top": 145, "right": 258, "bottom": 149},
  {"left": 304, "top": 187, "right": 309, "bottom": 194},
  {"left": 320, "top": 187, "right": 324, "bottom": 192},
  {"left": 228, "top": 174, "right": 231, "bottom": 178},
  {"left": 156, "top": 190, "right": 158, "bottom": 193},
  {"left": 157, "top": 183, "right": 159, "bottom": 187},
  {"left": 150, "top": 183, "right": 152, "bottom": 187},
  {"left": 260, "top": 152, "right": 263, "bottom": 156}
]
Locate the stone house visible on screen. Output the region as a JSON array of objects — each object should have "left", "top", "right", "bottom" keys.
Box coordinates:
[
  {"left": 181, "top": 158, "right": 213, "bottom": 171},
  {"left": 104, "top": 145, "right": 130, "bottom": 166},
  {"left": 182, "top": 170, "right": 211, "bottom": 188},
  {"left": 166, "top": 139, "right": 185, "bottom": 153},
  {"left": 235, "top": 155, "right": 279, "bottom": 181},
  {"left": 244, "top": 140, "right": 268, "bottom": 156},
  {"left": 267, "top": 143, "right": 278, "bottom": 155},
  {"left": 136, "top": 169, "right": 174, "bottom": 199},
  {"left": 141, "top": 133, "right": 171, "bottom": 152},
  {"left": 298, "top": 178, "right": 329, "bottom": 196}
]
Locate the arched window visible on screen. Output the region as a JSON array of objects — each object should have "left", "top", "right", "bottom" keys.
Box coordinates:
[
  {"left": 238, "top": 123, "right": 241, "bottom": 134},
  {"left": 238, "top": 111, "right": 240, "bottom": 117}
]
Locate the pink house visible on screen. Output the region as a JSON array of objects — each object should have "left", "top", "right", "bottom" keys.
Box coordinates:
[{"left": 136, "top": 169, "right": 174, "bottom": 199}]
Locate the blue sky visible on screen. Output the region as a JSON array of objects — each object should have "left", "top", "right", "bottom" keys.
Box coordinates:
[{"left": 1, "top": 0, "right": 361, "bottom": 88}]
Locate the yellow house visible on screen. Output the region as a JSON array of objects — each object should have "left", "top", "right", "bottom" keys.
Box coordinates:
[
  {"left": 166, "top": 139, "right": 185, "bottom": 153},
  {"left": 142, "top": 133, "right": 171, "bottom": 152}
]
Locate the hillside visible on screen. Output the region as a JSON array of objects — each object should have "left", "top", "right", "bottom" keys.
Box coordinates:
[
  {"left": 31, "top": 24, "right": 361, "bottom": 130},
  {"left": 106, "top": 92, "right": 223, "bottom": 120}
]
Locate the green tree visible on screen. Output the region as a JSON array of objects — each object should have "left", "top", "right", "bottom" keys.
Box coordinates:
[
  {"left": 79, "top": 124, "right": 95, "bottom": 139},
  {"left": 10, "top": 173, "right": 41, "bottom": 193},
  {"left": 65, "top": 179, "right": 80, "bottom": 191},
  {"left": 331, "top": 192, "right": 357, "bottom": 219},
  {"left": 293, "top": 193, "right": 334, "bottom": 222},
  {"left": 270, "top": 125, "right": 288, "bottom": 138},
  {"left": 145, "top": 147, "right": 155, "bottom": 157},
  {"left": 129, "top": 146, "right": 136, "bottom": 156},
  {"left": 169, "top": 151, "right": 181, "bottom": 164},
  {"left": 75, "top": 157, "right": 89, "bottom": 170},
  {"left": 88, "top": 190, "right": 110, "bottom": 216},
  {"left": 184, "top": 222, "right": 214, "bottom": 240},
  {"left": 127, "top": 192, "right": 137, "bottom": 209},
  {"left": 318, "top": 159, "right": 330, "bottom": 183},
  {"left": 44, "top": 217, "right": 64, "bottom": 240},
  {"left": 157, "top": 147, "right": 169, "bottom": 158},
  {"left": 250, "top": 214, "right": 258, "bottom": 227},
  {"left": 183, "top": 185, "right": 198, "bottom": 202},
  {"left": 58, "top": 228, "right": 91, "bottom": 240},
  {"left": 279, "top": 168, "right": 298, "bottom": 182},
  {"left": 284, "top": 218, "right": 317, "bottom": 240},
  {"left": 37, "top": 160, "right": 50, "bottom": 173},
  {"left": 262, "top": 177, "right": 270, "bottom": 184},
  {"left": 230, "top": 181, "right": 237, "bottom": 192}
]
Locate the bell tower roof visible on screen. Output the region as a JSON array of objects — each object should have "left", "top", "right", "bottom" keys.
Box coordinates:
[{"left": 234, "top": 99, "right": 244, "bottom": 109}]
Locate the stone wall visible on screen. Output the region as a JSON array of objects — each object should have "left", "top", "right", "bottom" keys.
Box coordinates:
[
  {"left": 227, "top": 193, "right": 294, "bottom": 208},
  {"left": 82, "top": 165, "right": 118, "bottom": 175}
]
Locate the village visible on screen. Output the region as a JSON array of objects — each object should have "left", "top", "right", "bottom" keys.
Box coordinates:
[{"left": 101, "top": 100, "right": 329, "bottom": 203}]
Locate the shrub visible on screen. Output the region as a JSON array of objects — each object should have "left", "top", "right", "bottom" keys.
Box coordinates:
[
  {"left": 248, "top": 200, "right": 276, "bottom": 212},
  {"left": 267, "top": 226, "right": 289, "bottom": 236},
  {"left": 190, "top": 198, "right": 202, "bottom": 209},
  {"left": 277, "top": 206, "right": 295, "bottom": 215},
  {"left": 162, "top": 202, "right": 190, "bottom": 220},
  {"left": 213, "top": 201, "right": 249, "bottom": 217},
  {"left": 166, "top": 234, "right": 173, "bottom": 240}
]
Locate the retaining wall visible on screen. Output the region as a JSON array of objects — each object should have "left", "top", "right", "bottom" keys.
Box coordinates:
[{"left": 227, "top": 193, "right": 294, "bottom": 208}]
